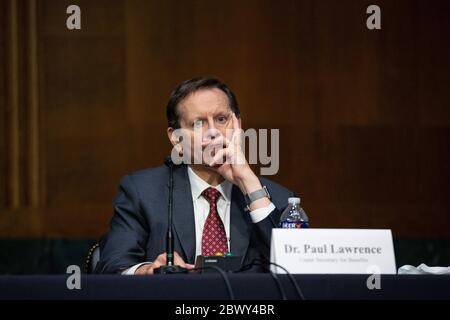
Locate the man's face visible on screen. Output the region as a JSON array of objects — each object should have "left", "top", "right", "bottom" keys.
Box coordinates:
[{"left": 168, "top": 88, "right": 236, "bottom": 165}]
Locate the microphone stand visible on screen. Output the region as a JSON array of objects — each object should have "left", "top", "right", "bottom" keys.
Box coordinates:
[{"left": 153, "top": 156, "right": 188, "bottom": 274}]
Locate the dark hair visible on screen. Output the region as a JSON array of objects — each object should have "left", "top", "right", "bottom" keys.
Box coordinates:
[{"left": 166, "top": 77, "right": 240, "bottom": 129}]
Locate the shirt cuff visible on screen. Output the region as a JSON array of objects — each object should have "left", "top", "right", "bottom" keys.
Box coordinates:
[
  {"left": 249, "top": 202, "right": 276, "bottom": 224},
  {"left": 121, "top": 262, "right": 152, "bottom": 275}
]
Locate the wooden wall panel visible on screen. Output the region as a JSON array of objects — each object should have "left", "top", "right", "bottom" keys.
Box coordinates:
[
  {"left": 39, "top": 0, "right": 128, "bottom": 236},
  {"left": 0, "top": 0, "right": 449, "bottom": 238},
  {"left": 0, "top": 0, "right": 6, "bottom": 208}
]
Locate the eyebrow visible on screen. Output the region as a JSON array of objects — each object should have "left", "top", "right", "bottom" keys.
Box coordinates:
[{"left": 189, "top": 111, "right": 229, "bottom": 120}]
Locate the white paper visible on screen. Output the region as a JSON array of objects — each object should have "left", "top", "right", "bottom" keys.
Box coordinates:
[{"left": 398, "top": 263, "right": 450, "bottom": 275}]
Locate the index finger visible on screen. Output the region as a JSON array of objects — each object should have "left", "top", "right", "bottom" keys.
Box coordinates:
[
  {"left": 231, "top": 112, "right": 243, "bottom": 145},
  {"left": 155, "top": 253, "right": 167, "bottom": 265},
  {"left": 232, "top": 112, "right": 240, "bottom": 131},
  {"left": 173, "top": 251, "right": 187, "bottom": 267}
]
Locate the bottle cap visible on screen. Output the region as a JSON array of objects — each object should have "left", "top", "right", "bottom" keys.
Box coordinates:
[{"left": 288, "top": 197, "right": 301, "bottom": 204}]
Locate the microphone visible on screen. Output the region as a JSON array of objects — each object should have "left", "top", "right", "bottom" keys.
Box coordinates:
[{"left": 153, "top": 156, "right": 188, "bottom": 274}]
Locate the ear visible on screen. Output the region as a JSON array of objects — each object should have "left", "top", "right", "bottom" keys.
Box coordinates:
[
  {"left": 167, "top": 127, "right": 183, "bottom": 154},
  {"left": 167, "top": 127, "right": 177, "bottom": 147}
]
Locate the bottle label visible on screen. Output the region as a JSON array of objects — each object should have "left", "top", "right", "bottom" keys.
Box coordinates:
[{"left": 280, "top": 221, "right": 309, "bottom": 229}]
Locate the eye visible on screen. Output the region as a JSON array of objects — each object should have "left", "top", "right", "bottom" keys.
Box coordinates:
[
  {"left": 192, "top": 119, "right": 203, "bottom": 128},
  {"left": 216, "top": 115, "right": 228, "bottom": 124}
]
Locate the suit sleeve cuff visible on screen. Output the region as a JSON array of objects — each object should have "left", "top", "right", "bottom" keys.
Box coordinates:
[
  {"left": 249, "top": 202, "right": 276, "bottom": 224},
  {"left": 121, "top": 262, "right": 152, "bottom": 275}
]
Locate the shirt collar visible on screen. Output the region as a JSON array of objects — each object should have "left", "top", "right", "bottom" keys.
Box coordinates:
[{"left": 187, "top": 166, "right": 232, "bottom": 202}]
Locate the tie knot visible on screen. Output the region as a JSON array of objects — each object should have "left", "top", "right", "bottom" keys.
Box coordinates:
[{"left": 202, "top": 187, "right": 221, "bottom": 204}]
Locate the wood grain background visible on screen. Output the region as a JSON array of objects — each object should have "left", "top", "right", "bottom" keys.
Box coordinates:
[{"left": 1, "top": 0, "right": 449, "bottom": 238}]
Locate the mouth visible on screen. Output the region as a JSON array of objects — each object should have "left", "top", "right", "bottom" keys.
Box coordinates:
[{"left": 201, "top": 140, "right": 226, "bottom": 149}]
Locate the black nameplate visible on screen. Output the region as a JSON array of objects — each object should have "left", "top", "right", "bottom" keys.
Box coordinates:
[{"left": 194, "top": 255, "right": 242, "bottom": 273}]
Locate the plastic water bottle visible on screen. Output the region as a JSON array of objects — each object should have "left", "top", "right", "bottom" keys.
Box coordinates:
[{"left": 279, "top": 197, "right": 309, "bottom": 228}]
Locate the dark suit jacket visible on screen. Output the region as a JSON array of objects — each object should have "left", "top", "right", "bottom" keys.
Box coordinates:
[{"left": 95, "top": 164, "right": 294, "bottom": 273}]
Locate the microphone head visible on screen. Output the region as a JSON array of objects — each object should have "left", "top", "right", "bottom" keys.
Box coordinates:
[{"left": 164, "top": 156, "right": 173, "bottom": 167}]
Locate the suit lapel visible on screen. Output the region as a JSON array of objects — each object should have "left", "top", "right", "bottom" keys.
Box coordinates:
[
  {"left": 171, "top": 165, "right": 196, "bottom": 263},
  {"left": 230, "top": 185, "right": 252, "bottom": 263}
]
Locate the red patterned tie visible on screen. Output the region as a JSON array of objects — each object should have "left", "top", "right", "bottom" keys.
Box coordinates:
[{"left": 201, "top": 187, "right": 229, "bottom": 256}]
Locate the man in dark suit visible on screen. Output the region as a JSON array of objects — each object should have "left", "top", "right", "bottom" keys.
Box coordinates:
[{"left": 95, "top": 77, "right": 294, "bottom": 274}]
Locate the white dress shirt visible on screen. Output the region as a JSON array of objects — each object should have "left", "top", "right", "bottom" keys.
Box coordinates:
[{"left": 123, "top": 166, "right": 275, "bottom": 274}]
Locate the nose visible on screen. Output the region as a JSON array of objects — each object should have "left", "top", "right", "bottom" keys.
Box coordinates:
[{"left": 203, "top": 118, "right": 221, "bottom": 142}]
